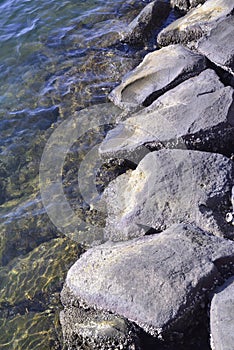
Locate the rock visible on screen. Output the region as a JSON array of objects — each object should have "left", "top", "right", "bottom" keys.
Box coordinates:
[
  {"left": 195, "top": 16, "right": 234, "bottom": 75},
  {"left": 60, "top": 286, "right": 140, "bottom": 350},
  {"left": 109, "top": 44, "right": 206, "bottom": 110},
  {"left": 122, "top": 0, "right": 170, "bottom": 45},
  {"left": 210, "top": 277, "right": 234, "bottom": 350},
  {"left": 64, "top": 223, "right": 234, "bottom": 339},
  {"left": 99, "top": 69, "right": 234, "bottom": 159},
  {"left": 103, "top": 149, "right": 234, "bottom": 241},
  {"left": 171, "top": 0, "right": 206, "bottom": 13},
  {"left": 157, "top": 0, "right": 234, "bottom": 47}
]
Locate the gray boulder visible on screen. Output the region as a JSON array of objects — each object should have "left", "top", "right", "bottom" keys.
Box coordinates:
[
  {"left": 109, "top": 44, "right": 206, "bottom": 110},
  {"left": 196, "top": 16, "right": 234, "bottom": 75},
  {"left": 64, "top": 224, "right": 234, "bottom": 338},
  {"left": 99, "top": 69, "right": 234, "bottom": 160},
  {"left": 210, "top": 277, "right": 234, "bottom": 350},
  {"left": 122, "top": 0, "right": 170, "bottom": 45},
  {"left": 157, "top": 0, "right": 234, "bottom": 47},
  {"left": 103, "top": 149, "right": 234, "bottom": 241},
  {"left": 171, "top": 0, "right": 206, "bottom": 12}
]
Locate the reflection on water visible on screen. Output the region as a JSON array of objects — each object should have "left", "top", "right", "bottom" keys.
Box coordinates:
[{"left": 0, "top": 0, "right": 149, "bottom": 348}]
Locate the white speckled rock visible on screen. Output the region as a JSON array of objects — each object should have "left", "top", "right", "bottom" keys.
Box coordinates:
[
  {"left": 103, "top": 149, "right": 234, "bottom": 241},
  {"left": 210, "top": 277, "right": 234, "bottom": 350}
]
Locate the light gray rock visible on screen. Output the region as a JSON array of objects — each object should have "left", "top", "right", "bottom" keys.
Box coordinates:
[
  {"left": 65, "top": 224, "right": 234, "bottom": 338},
  {"left": 99, "top": 69, "right": 234, "bottom": 160},
  {"left": 171, "top": 0, "right": 206, "bottom": 13},
  {"left": 196, "top": 16, "right": 234, "bottom": 75},
  {"left": 122, "top": 0, "right": 170, "bottom": 45},
  {"left": 210, "top": 277, "right": 234, "bottom": 350},
  {"left": 109, "top": 44, "right": 206, "bottom": 110},
  {"left": 157, "top": 0, "right": 234, "bottom": 47},
  {"left": 103, "top": 149, "right": 234, "bottom": 241}
]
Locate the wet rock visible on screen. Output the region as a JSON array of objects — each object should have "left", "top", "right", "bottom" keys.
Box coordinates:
[
  {"left": 171, "top": 0, "right": 206, "bottom": 13},
  {"left": 109, "top": 44, "right": 206, "bottom": 110},
  {"left": 60, "top": 285, "right": 140, "bottom": 350},
  {"left": 210, "top": 277, "right": 234, "bottom": 350},
  {"left": 103, "top": 149, "right": 234, "bottom": 241},
  {"left": 195, "top": 16, "right": 234, "bottom": 75},
  {"left": 64, "top": 223, "right": 234, "bottom": 339},
  {"left": 99, "top": 69, "right": 234, "bottom": 159},
  {"left": 157, "top": 0, "right": 234, "bottom": 47},
  {"left": 122, "top": 0, "right": 170, "bottom": 45}
]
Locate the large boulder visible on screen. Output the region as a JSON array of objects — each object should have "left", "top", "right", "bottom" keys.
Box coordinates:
[
  {"left": 103, "top": 149, "right": 234, "bottom": 241},
  {"left": 99, "top": 69, "right": 234, "bottom": 159},
  {"left": 210, "top": 277, "right": 234, "bottom": 350},
  {"left": 109, "top": 44, "right": 206, "bottom": 110},
  {"left": 64, "top": 224, "right": 234, "bottom": 339},
  {"left": 170, "top": 0, "right": 206, "bottom": 13},
  {"left": 157, "top": 0, "right": 234, "bottom": 48},
  {"left": 122, "top": 0, "right": 170, "bottom": 45}
]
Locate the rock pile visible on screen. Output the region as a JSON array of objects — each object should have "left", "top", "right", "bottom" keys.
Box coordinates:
[{"left": 60, "top": 0, "right": 234, "bottom": 349}]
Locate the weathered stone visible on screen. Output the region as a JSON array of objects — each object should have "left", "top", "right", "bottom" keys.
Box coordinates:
[
  {"left": 99, "top": 69, "right": 234, "bottom": 159},
  {"left": 109, "top": 44, "right": 206, "bottom": 110},
  {"left": 103, "top": 149, "right": 234, "bottom": 241},
  {"left": 60, "top": 286, "right": 140, "bottom": 350},
  {"left": 196, "top": 16, "right": 234, "bottom": 75},
  {"left": 171, "top": 0, "right": 206, "bottom": 13},
  {"left": 64, "top": 224, "right": 234, "bottom": 338},
  {"left": 157, "top": 0, "right": 234, "bottom": 47},
  {"left": 122, "top": 0, "right": 170, "bottom": 45},
  {"left": 210, "top": 277, "right": 234, "bottom": 350}
]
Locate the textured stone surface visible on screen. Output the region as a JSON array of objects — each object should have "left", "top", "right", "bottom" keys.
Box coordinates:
[
  {"left": 109, "top": 44, "right": 206, "bottom": 110},
  {"left": 64, "top": 224, "right": 234, "bottom": 338},
  {"left": 158, "top": 0, "right": 234, "bottom": 47},
  {"left": 210, "top": 277, "right": 234, "bottom": 350},
  {"left": 122, "top": 0, "right": 170, "bottom": 45},
  {"left": 99, "top": 69, "right": 234, "bottom": 160},
  {"left": 171, "top": 0, "right": 206, "bottom": 12},
  {"left": 103, "top": 149, "right": 234, "bottom": 241},
  {"left": 196, "top": 16, "right": 234, "bottom": 75}
]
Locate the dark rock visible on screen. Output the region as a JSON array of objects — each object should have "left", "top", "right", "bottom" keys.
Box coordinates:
[
  {"left": 122, "top": 0, "right": 170, "bottom": 45},
  {"left": 60, "top": 284, "right": 140, "bottom": 350},
  {"left": 109, "top": 44, "right": 206, "bottom": 110},
  {"left": 196, "top": 16, "right": 234, "bottom": 75},
  {"left": 157, "top": 0, "right": 234, "bottom": 47},
  {"left": 103, "top": 149, "right": 234, "bottom": 241},
  {"left": 99, "top": 69, "right": 234, "bottom": 159},
  {"left": 210, "top": 277, "right": 234, "bottom": 350},
  {"left": 171, "top": 0, "right": 206, "bottom": 13},
  {"left": 64, "top": 224, "right": 234, "bottom": 339}
]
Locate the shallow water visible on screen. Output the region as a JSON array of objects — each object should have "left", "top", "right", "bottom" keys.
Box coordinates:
[{"left": 0, "top": 0, "right": 177, "bottom": 348}]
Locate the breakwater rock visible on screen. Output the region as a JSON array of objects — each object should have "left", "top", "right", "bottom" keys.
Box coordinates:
[{"left": 61, "top": 0, "right": 234, "bottom": 349}]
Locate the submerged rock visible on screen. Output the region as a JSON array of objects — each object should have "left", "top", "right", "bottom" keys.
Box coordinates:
[
  {"left": 99, "top": 69, "right": 234, "bottom": 159},
  {"left": 210, "top": 277, "right": 234, "bottom": 350},
  {"left": 109, "top": 44, "right": 206, "bottom": 110},
  {"left": 64, "top": 224, "right": 234, "bottom": 340},
  {"left": 103, "top": 149, "right": 234, "bottom": 241},
  {"left": 157, "top": 0, "right": 234, "bottom": 47},
  {"left": 122, "top": 0, "right": 170, "bottom": 45}
]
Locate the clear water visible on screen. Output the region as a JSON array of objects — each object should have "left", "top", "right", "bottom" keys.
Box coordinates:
[{"left": 0, "top": 0, "right": 177, "bottom": 348}]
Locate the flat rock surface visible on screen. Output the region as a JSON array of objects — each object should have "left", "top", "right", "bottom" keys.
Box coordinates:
[
  {"left": 109, "top": 44, "right": 206, "bottom": 110},
  {"left": 65, "top": 224, "right": 234, "bottom": 337},
  {"left": 99, "top": 69, "right": 234, "bottom": 159},
  {"left": 158, "top": 0, "right": 234, "bottom": 47},
  {"left": 103, "top": 149, "right": 234, "bottom": 241},
  {"left": 196, "top": 16, "right": 234, "bottom": 75},
  {"left": 210, "top": 277, "right": 234, "bottom": 350}
]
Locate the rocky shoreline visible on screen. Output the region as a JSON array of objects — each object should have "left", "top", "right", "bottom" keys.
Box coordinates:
[{"left": 60, "top": 1, "right": 234, "bottom": 349}]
